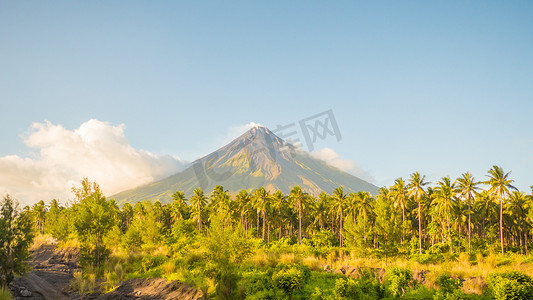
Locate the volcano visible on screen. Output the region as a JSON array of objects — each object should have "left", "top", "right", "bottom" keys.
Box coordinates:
[{"left": 112, "top": 125, "right": 378, "bottom": 204}]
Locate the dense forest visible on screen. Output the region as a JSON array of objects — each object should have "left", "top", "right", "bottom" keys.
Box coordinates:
[{"left": 3, "top": 165, "right": 533, "bottom": 299}]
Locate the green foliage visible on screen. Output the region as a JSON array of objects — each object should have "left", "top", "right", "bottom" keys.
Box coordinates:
[
  {"left": 487, "top": 271, "right": 533, "bottom": 300},
  {"left": 434, "top": 272, "right": 464, "bottom": 300},
  {"left": 333, "top": 271, "right": 384, "bottom": 300},
  {"left": 238, "top": 269, "right": 282, "bottom": 299},
  {"left": 45, "top": 199, "right": 72, "bottom": 241},
  {"left": 206, "top": 215, "right": 252, "bottom": 299},
  {"left": 73, "top": 179, "right": 114, "bottom": 271},
  {"left": 272, "top": 263, "right": 311, "bottom": 299},
  {"left": 387, "top": 267, "right": 417, "bottom": 298},
  {"left": 308, "top": 229, "right": 336, "bottom": 248},
  {"left": 0, "top": 195, "right": 34, "bottom": 287}
]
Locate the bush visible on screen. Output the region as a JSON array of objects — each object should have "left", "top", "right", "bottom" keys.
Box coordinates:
[
  {"left": 238, "top": 269, "right": 281, "bottom": 299},
  {"left": 487, "top": 271, "right": 533, "bottom": 300},
  {"left": 333, "top": 272, "right": 384, "bottom": 300},
  {"left": 434, "top": 272, "right": 464, "bottom": 300},
  {"left": 386, "top": 267, "right": 417, "bottom": 298},
  {"left": 272, "top": 263, "right": 311, "bottom": 300}
]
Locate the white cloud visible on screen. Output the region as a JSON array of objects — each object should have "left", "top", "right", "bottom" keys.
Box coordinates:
[
  {"left": 0, "top": 119, "right": 186, "bottom": 206},
  {"left": 310, "top": 147, "right": 375, "bottom": 183}
]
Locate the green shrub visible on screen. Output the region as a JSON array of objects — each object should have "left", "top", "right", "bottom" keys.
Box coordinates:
[
  {"left": 238, "top": 269, "right": 282, "bottom": 299},
  {"left": 487, "top": 271, "right": 533, "bottom": 300},
  {"left": 333, "top": 273, "right": 384, "bottom": 300},
  {"left": 387, "top": 267, "right": 417, "bottom": 298},
  {"left": 141, "top": 255, "right": 167, "bottom": 272},
  {"left": 272, "top": 263, "right": 311, "bottom": 300},
  {"left": 434, "top": 272, "right": 464, "bottom": 300}
]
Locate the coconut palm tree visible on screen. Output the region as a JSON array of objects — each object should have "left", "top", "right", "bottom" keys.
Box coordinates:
[
  {"left": 391, "top": 178, "right": 409, "bottom": 242},
  {"left": 311, "top": 192, "right": 330, "bottom": 232},
  {"left": 356, "top": 191, "right": 374, "bottom": 243},
  {"left": 407, "top": 172, "right": 429, "bottom": 254},
  {"left": 455, "top": 172, "right": 480, "bottom": 254},
  {"left": 170, "top": 191, "right": 187, "bottom": 223},
  {"left": 474, "top": 190, "right": 498, "bottom": 239},
  {"left": 486, "top": 165, "right": 516, "bottom": 255},
  {"left": 236, "top": 190, "right": 252, "bottom": 234},
  {"left": 506, "top": 191, "right": 530, "bottom": 254},
  {"left": 331, "top": 187, "right": 347, "bottom": 247},
  {"left": 190, "top": 188, "right": 207, "bottom": 233},
  {"left": 253, "top": 187, "right": 270, "bottom": 240},
  {"left": 434, "top": 176, "right": 457, "bottom": 253},
  {"left": 271, "top": 190, "right": 287, "bottom": 239},
  {"left": 289, "top": 186, "right": 308, "bottom": 244}
]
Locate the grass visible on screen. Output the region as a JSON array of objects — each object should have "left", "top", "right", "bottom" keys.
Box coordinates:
[{"left": 0, "top": 287, "right": 12, "bottom": 300}]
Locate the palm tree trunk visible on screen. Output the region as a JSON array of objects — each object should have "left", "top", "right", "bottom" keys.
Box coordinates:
[
  {"left": 257, "top": 210, "right": 260, "bottom": 238},
  {"left": 262, "top": 210, "right": 266, "bottom": 240},
  {"left": 418, "top": 200, "right": 422, "bottom": 254},
  {"left": 468, "top": 198, "right": 471, "bottom": 255},
  {"left": 402, "top": 207, "right": 405, "bottom": 243},
  {"left": 298, "top": 200, "right": 302, "bottom": 245},
  {"left": 340, "top": 210, "right": 344, "bottom": 247},
  {"left": 363, "top": 214, "right": 366, "bottom": 243},
  {"left": 500, "top": 194, "right": 504, "bottom": 255},
  {"left": 447, "top": 215, "right": 453, "bottom": 254}
]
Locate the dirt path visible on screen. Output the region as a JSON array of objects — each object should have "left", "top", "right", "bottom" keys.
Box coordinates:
[
  {"left": 10, "top": 243, "right": 203, "bottom": 300},
  {"left": 9, "top": 244, "right": 78, "bottom": 300}
]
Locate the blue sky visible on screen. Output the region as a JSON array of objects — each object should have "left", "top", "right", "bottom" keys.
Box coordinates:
[{"left": 1, "top": 1, "right": 532, "bottom": 203}]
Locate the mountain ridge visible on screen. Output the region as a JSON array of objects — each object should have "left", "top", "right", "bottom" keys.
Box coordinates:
[{"left": 112, "top": 126, "right": 379, "bottom": 204}]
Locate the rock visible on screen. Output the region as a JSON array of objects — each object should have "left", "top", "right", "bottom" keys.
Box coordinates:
[
  {"left": 20, "top": 288, "right": 32, "bottom": 297},
  {"left": 323, "top": 264, "right": 330, "bottom": 272}
]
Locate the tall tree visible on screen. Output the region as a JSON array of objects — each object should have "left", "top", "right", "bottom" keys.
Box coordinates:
[
  {"left": 235, "top": 190, "right": 252, "bottom": 235},
  {"left": 289, "top": 186, "right": 307, "bottom": 244},
  {"left": 355, "top": 191, "right": 374, "bottom": 243},
  {"left": 171, "top": 191, "right": 188, "bottom": 223},
  {"left": 486, "top": 165, "right": 516, "bottom": 255},
  {"left": 391, "top": 178, "right": 409, "bottom": 242},
  {"left": 331, "top": 187, "right": 347, "bottom": 247},
  {"left": 31, "top": 200, "right": 46, "bottom": 235},
  {"left": 72, "top": 178, "right": 114, "bottom": 271},
  {"left": 407, "top": 172, "right": 429, "bottom": 254},
  {"left": 190, "top": 188, "right": 207, "bottom": 233},
  {"left": 0, "top": 195, "right": 33, "bottom": 286},
  {"left": 253, "top": 187, "right": 270, "bottom": 240},
  {"left": 271, "top": 190, "right": 287, "bottom": 239},
  {"left": 506, "top": 191, "right": 530, "bottom": 254},
  {"left": 434, "top": 176, "right": 457, "bottom": 253},
  {"left": 456, "top": 172, "right": 480, "bottom": 254}
]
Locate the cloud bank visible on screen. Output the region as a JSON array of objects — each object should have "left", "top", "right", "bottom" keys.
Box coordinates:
[
  {"left": 0, "top": 119, "right": 185, "bottom": 205},
  {"left": 310, "top": 147, "right": 375, "bottom": 183}
]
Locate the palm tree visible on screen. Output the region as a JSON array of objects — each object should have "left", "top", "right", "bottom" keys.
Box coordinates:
[
  {"left": 407, "top": 172, "right": 429, "bottom": 254},
  {"left": 506, "top": 191, "right": 530, "bottom": 254},
  {"left": 356, "top": 191, "right": 374, "bottom": 243},
  {"left": 331, "top": 187, "right": 347, "bottom": 247},
  {"left": 236, "top": 190, "right": 252, "bottom": 234},
  {"left": 311, "top": 192, "right": 330, "bottom": 232},
  {"left": 474, "top": 190, "right": 498, "bottom": 239},
  {"left": 289, "top": 186, "right": 308, "bottom": 244},
  {"left": 486, "top": 165, "right": 516, "bottom": 255},
  {"left": 271, "top": 190, "right": 287, "bottom": 239},
  {"left": 434, "top": 176, "right": 457, "bottom": 253},
  {"left": 391, "top": 178, "right": 408, "bottom": 242},
  {"left": 253, "top": 187, "right": 270, "bottom": 240},
  {"left": 455, "top": 172, "right": 480, "bottom": 254},
  {"left": 190, "top": 188, "right": 207, "bottom": 233},
  {"left": 171, "top": 191, "right": 187, "bottom": 223}
]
